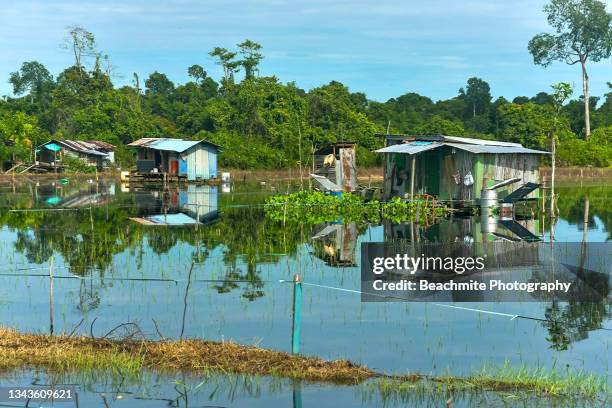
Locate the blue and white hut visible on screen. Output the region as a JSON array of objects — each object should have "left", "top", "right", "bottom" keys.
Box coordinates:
[{"left": 128, "top": 138, "right": 221, "bottom": 181}]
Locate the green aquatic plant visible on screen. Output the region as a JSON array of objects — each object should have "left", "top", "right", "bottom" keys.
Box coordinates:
[{"left": 264, "top": 190, "right": 446, "bottom": 224}]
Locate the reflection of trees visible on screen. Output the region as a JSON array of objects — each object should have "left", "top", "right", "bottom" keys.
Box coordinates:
[
  {"left": 544, "top": 300, "right": 610, "bottom": 351},
  {"left": 77, "top": 279, "right": 101, "bottom": 313},
  {"left": 210, "top": 207, "right": 309, "bottom": 301},
  {"left": 1, "top": 193, "right": 309, "bottom": 302},
  {"left": 555, "top": 186, "right": 611, "bottom": 240},
  {"left": 213, "top": 262, "right": 264, "bottom": 301}
]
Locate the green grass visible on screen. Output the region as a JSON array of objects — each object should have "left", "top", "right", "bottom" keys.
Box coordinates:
[{"left": 1, "top": 327, "right": 608, "bottom": 401}]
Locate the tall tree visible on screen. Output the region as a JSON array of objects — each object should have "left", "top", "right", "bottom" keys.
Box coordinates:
[
  {"left": 549, "top": 82, "right": 573, "bottom": 219},
  {"left": 237, "top": 39, "right": 263, "bottom": 80},
  {"left": 459, "top": 77, "right": 492, "bottom": 117},
  {"left": 9, "top": 61, "right": 54, "bottom": 104},
  {"left": 187, "top": 64, "right": 207, "bottom": 84},
  {"left": 61, "top": 25, "right": 97, "bottom": 71},
  {"left": 209, "top": 47, "right": 240, "bottom": 84},
  {"left": 528, "top": 0, "right": 612, "bottom": 139},
  {"left": 144, "top": 72, "right": 175, "bottom": 95}
]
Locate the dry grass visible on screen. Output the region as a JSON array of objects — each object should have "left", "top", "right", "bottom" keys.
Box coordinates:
[
  {"left": 0, "top": 328, "right": 373, "bottom": 384},
  {"left": 0, "top": 328, "right": 607, "bottom": 400}
]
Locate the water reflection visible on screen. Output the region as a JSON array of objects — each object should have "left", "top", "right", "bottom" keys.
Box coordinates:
[
  {"left": 128, "top": 184, "right": 219, "bottom": 226},
  {"left": 3, "top": 368, "right": 580, "bottom": 408},
  {"left": 0, "top": 178, "right": 610, "bottom": 378}
]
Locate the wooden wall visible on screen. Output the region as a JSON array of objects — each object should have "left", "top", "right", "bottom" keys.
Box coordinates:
[{"left": 383, "top": 147, "right": 542, "bottom": 201}]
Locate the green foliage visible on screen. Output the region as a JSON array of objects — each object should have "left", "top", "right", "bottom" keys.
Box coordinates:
[
  {"left": 557, "top": 130, "right": 612, "bottom": 166},
  {"left": 60, "top": 153, "right": 97, "bottom": 173},
  {"left": 9, "top": 61, "right": 54, "bottom": 106},
  {"left": 264, "top": 191, "right": 445, "bottom": 224},
  {"left": 459, "top": 77, "right": 492, "bottom": 118},
  {"left": 528, "top": 0, "right": 612, "bottom": 67},
  {"left": 1, "top": 26, "right": 611, "bottom": 170},
  {"left": 413, "top": 115, "right": 464, "bottom": 136},
  {"left": 528, "top": 0, "right": 612, "bottom": 138},
  {"left": 497, "top": 103, "right": 568, "bottom": 150},
  {"left": 0, "top": 111, "right": 47, "bottom": 164}
]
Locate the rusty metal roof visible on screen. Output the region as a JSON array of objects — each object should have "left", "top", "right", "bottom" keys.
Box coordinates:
[
  {"left": 42, "top": 140, "right": 114, "bottom": 156},
  {"left": 86, "top": 140, "right": 115, "bottom": 151}
]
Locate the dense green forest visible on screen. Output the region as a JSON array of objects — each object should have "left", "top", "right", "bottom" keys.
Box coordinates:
[{"left": 1, "top": 22, "right": 610, "bottom": 170}]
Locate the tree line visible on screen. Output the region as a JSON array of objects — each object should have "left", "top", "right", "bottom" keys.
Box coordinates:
[{"left": 0, "top": 0, "right": 610, "bottom": 170}]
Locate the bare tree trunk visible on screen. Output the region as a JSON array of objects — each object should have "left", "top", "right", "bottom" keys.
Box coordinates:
[
  {"left": 581, "top": 61, "right": 590, "bottom": 139},
  {"left": 73, "top": 38, "right": 80, "bottom": 69},
  {"left": 550, "top": 132, "right": 556, "bottom": 218}
]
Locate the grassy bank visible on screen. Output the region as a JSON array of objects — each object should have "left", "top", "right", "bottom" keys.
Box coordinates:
[
  {"left": 0, "top": 328, "right": 607, "bottom": 399},
  {"left": 0, "top": 327, "right": 373, "bottom": 383},
  {"left": 540, "top": 166, "right": 612, "bottom": 180}
]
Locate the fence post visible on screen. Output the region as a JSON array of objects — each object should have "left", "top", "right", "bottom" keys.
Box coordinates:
[
  {"left": 49, "top": 256, "right": 54, "bottom": 336},
  {"left": 291, "top": 274, "right": 302, "bottom": 354}
]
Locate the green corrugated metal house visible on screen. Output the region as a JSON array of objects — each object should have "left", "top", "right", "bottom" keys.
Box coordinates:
[{"left": 376, "top": 135, "right": 548, "bottom": 202}]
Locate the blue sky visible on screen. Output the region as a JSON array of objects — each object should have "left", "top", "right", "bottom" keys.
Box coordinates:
[{"left": 1, "top": 0, "right": 611, "bottom": 102}]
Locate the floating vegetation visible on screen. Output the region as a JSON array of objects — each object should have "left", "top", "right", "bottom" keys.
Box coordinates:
[
  {"left": 264, "top": 191, "right": 447, "bottom": 224},
  {"left": 0, "top": 328, "right": 608, "bottom": 400}
]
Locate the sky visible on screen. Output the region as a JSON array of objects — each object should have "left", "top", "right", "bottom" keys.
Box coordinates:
[{"left": 1, "top": 0, "right": 611, "bottom": 102}]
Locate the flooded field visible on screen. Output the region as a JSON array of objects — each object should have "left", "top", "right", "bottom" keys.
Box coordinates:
[{"left": 0, "top": 177, "right": 609, "bottom": 407}]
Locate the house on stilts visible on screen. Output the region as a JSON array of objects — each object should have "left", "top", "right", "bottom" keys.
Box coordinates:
[
  {"left": 34, "top": 139, "right": 115, "bottom": 171},
  {"left": 127, "top": 138, "right": 221, "bottom": 182},
  {"left": 376, "top": 135, "right": 549, "bottom": 203}
]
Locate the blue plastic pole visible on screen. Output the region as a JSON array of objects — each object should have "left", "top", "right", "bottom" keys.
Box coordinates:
[
  {"left": 292, "top": 380, "right": 302, "bottom": 408},
  {"left": 291, "top": 274, "right": 302, "bottom": 354}
]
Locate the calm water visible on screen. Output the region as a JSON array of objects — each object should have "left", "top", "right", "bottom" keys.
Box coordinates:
[{"left": 0, "top": 177, "right": 609, "bottom": 407}]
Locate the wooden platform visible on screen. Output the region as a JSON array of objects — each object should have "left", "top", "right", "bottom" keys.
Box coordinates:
[{"left": 124, "top": 172, "right": 220, "bottom": 185}]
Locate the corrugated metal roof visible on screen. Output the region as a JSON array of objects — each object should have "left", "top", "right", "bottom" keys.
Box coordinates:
[
  {"left": 422, "top": 135, "right": 523, "bottom": 147},
  {"left": 151, "top": 139, "right": 201, "bottom": 152},
  {"left": 128, "top": 138, "right": 220, "bottom": 153},
  {"left": 127, "top": 138, "right": 162, "bottom": 147},
  {"left": 375, "top": 142, "right": 443, "bottom": 155},
  {"left": 86, "top": 140, "right": 115, "bottom": 151},
  {"left": 378, "top": 134, "right": 524, "bottom": 147},
  {"left": 46, "top": 140, "right": 111, "bottom": 156},
  {"left": 444, "top": 143, "right": 549, "bottom": 154}
]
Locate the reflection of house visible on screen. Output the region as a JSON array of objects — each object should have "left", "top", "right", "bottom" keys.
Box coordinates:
[
  {"left": 128, "top": 138, "right": 220, "bottom": 181},
  {"left": 312, "top": 222, "right": 358, "bottom": 266},
  {"left": 313, "top": 143, "right": 357, "bottom": 192},
  {"left": 37, "top": 180, "right": 116, "bottom": 207},
  {"left": 36, "top": 140, "right": 115, "bottom": 169},
  {"left": 129, "top": 185, "right": 219, "bottom": 226},
  {"left": 376, "top": 135, "right": 547, "bottom": 201},
  {"left": 384, "top": 216, "right": 541, "bottom": 245}
]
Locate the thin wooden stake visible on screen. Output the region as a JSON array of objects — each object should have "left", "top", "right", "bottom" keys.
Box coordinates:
[
  {"left": 49, "top": 256, "right": 54, "bottom": 336},
  {"left": 410, "top": 155, "right": 416, "bottom": 201},
  {"left": 180, "top": 261, "right": 195, "bottom": 340}
]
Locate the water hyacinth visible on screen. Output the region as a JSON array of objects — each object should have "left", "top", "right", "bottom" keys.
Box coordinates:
[{"left": 264, "top": 191, "right": 446, "bottom": 224}]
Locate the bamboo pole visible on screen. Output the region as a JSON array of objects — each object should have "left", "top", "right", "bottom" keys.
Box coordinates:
[
  {"left": 49, "top": 256, "right": 54, "bottom": 336},
  {"left": 180, "top": 261, "right": 195, "bottom": 340},
  {"left": 410, "top": 155, "right": 416, "bottom": 201}
]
